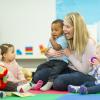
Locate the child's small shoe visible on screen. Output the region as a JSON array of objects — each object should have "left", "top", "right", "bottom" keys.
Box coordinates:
[
  {"left": 0, "top": 91, "right": 6, "bottom": 98},
  {"left": 17, "top": 82, "right": 34, "bottom": 93},
  {"left": 33, "top": 80, "right": 43, "bottom": 90},
  {"left": 79, "top": 85, "right": 88, "bottom": 94},
  {"left": 68, "top": 85, "right": 80, "bottom": 93}
]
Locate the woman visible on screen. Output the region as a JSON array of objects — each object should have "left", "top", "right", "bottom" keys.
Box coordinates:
[{"left": 33, "top": 12, "right": 96, "bottom": 91}]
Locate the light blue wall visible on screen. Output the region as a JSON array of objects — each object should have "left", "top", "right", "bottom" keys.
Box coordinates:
[
  {"left": 56, "top": 0, "right": 100, "bottom": 24},
  {"left": 56, "top": 0, "right": 100, "bottom": 43}
]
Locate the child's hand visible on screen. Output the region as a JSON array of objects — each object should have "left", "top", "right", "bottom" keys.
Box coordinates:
[
  {"left": 50, "top": 35, "right": 56, "bottom": 41},
  {"left": 18, "top": 80, "right": 27, "bottom": 85},
  {"left": 51, "top": 33, "right": 58, "bottom": 40},
  {"left": 90, "top": 57, "right": 100, "bottom": 66},
  {"left": 22, "top": 80, "right": 27, "bottom": 82}
]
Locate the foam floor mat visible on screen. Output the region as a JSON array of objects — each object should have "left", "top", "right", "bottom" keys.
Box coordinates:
[
  {"left": 3, "top": 94, "right": 63, "bottom": 100},
  {"left": 57, "top": 93, "right": 100, "bottom": 100},
  {"left": 29, "top": 90, "right": 68, "bottom": 94}
]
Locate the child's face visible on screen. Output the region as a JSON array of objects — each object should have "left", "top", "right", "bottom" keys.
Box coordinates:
[
  {"left": 96, "top": 47, "right": 100, "bottom": 61},
  {"left": 51, "top": 23, "right": 63, "bottom": 39},
  {"left": 3, "top": 47, "right": 15, "bottom": 62}
]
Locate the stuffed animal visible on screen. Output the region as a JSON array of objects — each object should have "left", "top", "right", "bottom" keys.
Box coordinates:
[
  {"left": 0, "top": 65, "right": 8, "bottom": 90},
  {"left": 21, "top": 68, "right": 32, "bottom": 82}
]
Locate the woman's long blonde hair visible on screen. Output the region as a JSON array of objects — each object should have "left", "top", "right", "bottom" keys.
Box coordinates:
[{"left": 64, "top": 12, "right": 89, "bottom": 55}]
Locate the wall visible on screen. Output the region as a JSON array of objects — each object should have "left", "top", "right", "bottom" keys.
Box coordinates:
[
  {"left": 0, "top": 0, "right": 56, "bottom": 56},
  {"left": 0, "top": 0, "right": 99, "bottom": 68}
]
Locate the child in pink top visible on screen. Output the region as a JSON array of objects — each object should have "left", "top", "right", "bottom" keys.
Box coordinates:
[
  {"left": 4, "top": 60, "right": 25, "bottom": 83},
  {"left": 0, "top": 44, "right": 25, "bottom": 83},
  {"left": 0, "top": 44, "right": 34, "bottom": 93}
]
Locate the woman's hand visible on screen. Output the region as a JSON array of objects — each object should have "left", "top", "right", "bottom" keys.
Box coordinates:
[
  {"left": 45, "top": 48, "right": 63, "bottom": 57},
  {"left": 62, "top": 48, "right": 72, "bottom": 57}
]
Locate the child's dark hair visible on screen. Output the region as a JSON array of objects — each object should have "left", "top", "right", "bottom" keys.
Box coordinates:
[
  {"left": 0, "top": 43, "right": 14, "bottom": 56},
  {"left": 52, "top": 19, "right": 64, "bottom": 28}
]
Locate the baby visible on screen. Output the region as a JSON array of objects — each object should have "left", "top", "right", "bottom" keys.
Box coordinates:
[
  {"left": 0, "top": 44, "right": 34, "bottom": 98},
  {"left": 68, "top": 44, "right": 100, "bottom": 94}
]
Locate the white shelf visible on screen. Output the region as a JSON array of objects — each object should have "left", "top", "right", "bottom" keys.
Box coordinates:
[{"left": 16, "top": 55, "right": 46, "bottom": 59}]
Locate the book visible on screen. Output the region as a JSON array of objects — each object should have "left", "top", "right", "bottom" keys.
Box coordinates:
[{"left": 11, "top": 92, "right": 35, "bottom": 97}]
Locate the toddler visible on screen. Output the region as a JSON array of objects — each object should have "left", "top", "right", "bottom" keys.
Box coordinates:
[
  {"left": 68, "top": 44, "right": 100, "bottom": 94},
  {"left": 0, "top": 44, "right": 34, "bottom": 98},
  {"left": 33, "top": 19, "right": 69, "bottom": 91}
]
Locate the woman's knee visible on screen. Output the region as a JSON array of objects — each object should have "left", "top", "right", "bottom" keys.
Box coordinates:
[{"left": 53, "top": 76, "right": 67, "bottom": 91}]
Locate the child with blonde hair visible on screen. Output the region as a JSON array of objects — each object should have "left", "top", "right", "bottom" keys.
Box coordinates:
[{"left": 68, "top": 44, "right": 100, "bottom": 94}]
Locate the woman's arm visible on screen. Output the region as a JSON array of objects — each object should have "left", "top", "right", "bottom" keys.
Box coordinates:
[
  {"left": 63, "top": 38, "right": 96, "bottom": 74},
  {"left": 45, "top": 48, "right": 63, "bottom": 58}
]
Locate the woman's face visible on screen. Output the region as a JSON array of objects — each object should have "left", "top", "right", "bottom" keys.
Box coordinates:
[{"left": 63, "top": 22, "right": 74, "bottom": 40}]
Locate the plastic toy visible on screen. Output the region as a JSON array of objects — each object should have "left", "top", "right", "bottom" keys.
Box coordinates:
[
  {"left": 91, "top": 57, "right": 97, "bottom": 63},
  {"left": 0, "top": 65, "right": 8, "bottom": 90},
  {"left": 39, "top": 45, "right": 48, "bottom": 54},
  {"left": 16, "top": 49, "right": 22, "bottom": 55},
  {"left": 21, "top": 68, "right": 32, "bottom": 82},
  {"left": 25, "top": 47, "right": 33, "bottom": 55}
]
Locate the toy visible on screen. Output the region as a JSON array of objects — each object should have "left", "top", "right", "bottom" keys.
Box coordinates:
[
  {"left": 91, "top": 57, "right": 97, "bottom": 63},
  {"left": 0, "top": 65, "right": 8, "bottom": 90},
  {"left": 16, "top": 49, "right": 22, "bottom": 55},
  {"left": 25, "top": 47, "right": 33, "bottom": 55},
  {"left": 39, "top": 44, "right": 48, "bottom": 54},
  {"left": 21, "top": 68, "right": 32, "bottom": 82}
]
